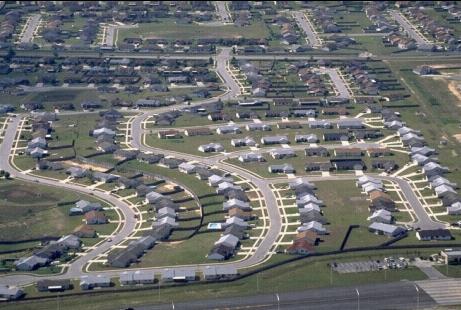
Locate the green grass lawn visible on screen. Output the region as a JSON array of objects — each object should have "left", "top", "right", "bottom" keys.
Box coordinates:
[
  {"left": 118, "top": 20, "right": 270, "bottom": 41},
  {"left": 311, "top": 181, "right": 388, "bottom": 251}
]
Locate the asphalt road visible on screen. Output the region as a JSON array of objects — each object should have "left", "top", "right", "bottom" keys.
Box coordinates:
[
  {"left": 389, "top": 11, "right": 429, "bottom": 46},
  {"left": 20, "top": 14, "right": 41, "bottom": 44},
  {"left": 134, "top": 281, "right": 436, "bottom": 310},
  {"left": 319, "top": 67, "right": 352, "bottom": 99},
  {"left": 292, "top": 11, "right": 321, "bottom": 47},
  {"left": 215, "top": 1, "right": 232, "bottom": 23}
]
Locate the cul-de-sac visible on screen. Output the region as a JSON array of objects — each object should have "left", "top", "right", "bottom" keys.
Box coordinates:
[{"left": 1, "top": 1, "right": 461, "bottom": 309}]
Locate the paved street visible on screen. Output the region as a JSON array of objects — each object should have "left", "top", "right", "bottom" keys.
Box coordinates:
[
  {"left": 318, "top": 67, "right": 352, "bottom": 99},
  {"left": 389, "top": 11, "right": 430, "bottom": 46},
  {"left": 215, "top": 1, "right": 232, "bottom": 23},
  {"left": 292, "top": 11, "right": 322, "bottom": 47},
  {"left": 19, "top": 13, "right": 41, "bottom": 44}
]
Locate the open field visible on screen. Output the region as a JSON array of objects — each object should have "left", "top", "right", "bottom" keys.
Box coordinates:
[
  {"left": 310, "top": 181, "right": 389, "bottom": 252},
  {"left": 118, "top": 20, "right": 270, "bottom": 41}
]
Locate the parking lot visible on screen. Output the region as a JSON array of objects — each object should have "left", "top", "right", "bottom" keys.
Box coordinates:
[{"left": 332, "top": 257, "right": 409, "bottom": 273}]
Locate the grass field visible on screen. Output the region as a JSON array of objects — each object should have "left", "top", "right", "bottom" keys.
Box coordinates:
[
  {"left": 308, "top": 181, "right": 388, "bottom": 251},
  {"left": 118, "top": 20, "right": 270, "bottom": 41}
]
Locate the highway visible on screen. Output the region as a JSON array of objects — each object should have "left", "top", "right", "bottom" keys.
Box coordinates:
[{"left": 135, "top": 281, "right": 436, "bottom": 310}]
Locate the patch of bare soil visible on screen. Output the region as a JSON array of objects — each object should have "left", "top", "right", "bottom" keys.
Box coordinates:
[{"left": 448, "top": 82, "right": 461, "bottom": 107}]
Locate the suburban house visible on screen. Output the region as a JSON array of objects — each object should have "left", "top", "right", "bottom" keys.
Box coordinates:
[
  {"left": 231, "top": 137, "right": 256, "bottom": 147},
  {"left": 246, "top": 123, "right": 271, "bottom": 131},
  {"left": 367, "top": 209, "right": 393, "bottom": 224},
  {"left": 73, "top": 224, "right": 97, "bottom": 238},
  {"left": 270, "top": 148, "right": 296, "bottom": 159},
  {"left": 238, "top": 152, "right": 265, "bottom": 163},
  {"left": 416, "top": 229, "right": 453, "bottom": 241},
  {"left": 70, "top": 200, "right": 102, "bottom": 215},
  {"left": 277, "top": 121, "right": 302, "bottom": 129},
  {"left": 178, "top": 162, "right": 197, "bottom": 174},
  {"left": 158, "top": 130, "right": 181, "bottom": 139},
  {"left": 80, "top": 275, "right": 111, "bottom": 290},
  {"left": 84, "top": 211, "right": 108, "bottom": 225},
  {"left": 216, "top": 125, "right": 241, "bottom": 135},
  {"left": 261, "top": 135, "right": 289, "bottom": 145},
  {"left": 268, "top": 164, "right": 295, "bottom": 174},
  {"left": 184, "top": 127, "right": 212, "bottom": 136},
  {"left": 295, "top": 134, "right": 318, "bottom": 143},
  {"left": 305, "top": 147, "right": 329, "bottom": 157},
  {"left": 0, "top": 285, "right": 24, "bottom": 300},
  {"left": 368, "top": 222, "right": 406, "bottom": 237},
  {"left": 297, "top": 221, "right": 327, "bottom": 235},
  {"left": 198, "top": 143, "right": 224, "bottom": 153}
]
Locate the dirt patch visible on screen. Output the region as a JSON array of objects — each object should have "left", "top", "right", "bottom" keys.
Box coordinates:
[
  {"left": 448, "top": 82, "right": 461, "bottom": 107},
  {"left": 453, "top": 134, "right": 461, "bottom": 143},
  {"left": 63, "top": 161, "right": 108, "bottom": 172}
]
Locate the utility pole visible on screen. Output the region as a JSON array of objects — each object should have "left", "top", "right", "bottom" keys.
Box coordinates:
[
  {"left": 355, "top": 288, "right": 360, "bottom": 310},
  {"left": 414, "top": 284, "right": 420, "bottom": 310},
  {"left": 330, "top": 263, "right": 333, "bottom": 285}
]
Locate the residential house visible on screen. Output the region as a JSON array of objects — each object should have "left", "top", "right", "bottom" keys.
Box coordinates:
[
  {"left": 216, "top": 125, "right": 241, "bottom": 135},
  {"left": 368, "top": 222, "right": 406, "bottom": 237},
  {"left": 178, "top": 162, "right": 196, "bottom": 174},
  {"left": 295, "top": 134, "right": 318, "bottom": 143},
  {"left": 268, "top": 164, "right": 295, "bottom": 174},
  {"left": 238, "top": 153, "right": 265, "bottom": 163},
  {"left": 198, "top": 143, "right": 224, "bottom": 153},
  {"left": 367, "top": 209, "right": 393, "bottom": 224},
  {"left": 305, "top": 147, "right": 329, "bottom": 157},
  {"left": 296, "top": 221, "right": 327, "bottom": 235},
  {"left": 261, "top": 136, "right": 289, "bottom": 145},
  {"left": 84, "top": 211, "right": 108, "bottom": 225},
  {"left": 80, "top": 275, "right": 111, "bottom": 290}
]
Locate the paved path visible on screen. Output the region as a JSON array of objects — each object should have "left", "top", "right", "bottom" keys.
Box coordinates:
[{"left": 413, "top": 259, "right": 447, "bottom": 280}]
